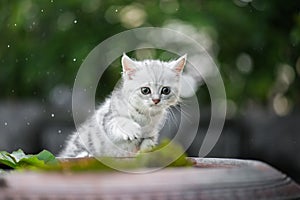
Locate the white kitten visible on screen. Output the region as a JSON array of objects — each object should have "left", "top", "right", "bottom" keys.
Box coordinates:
[{"left": 59, "top": 53, "right": 186, "bottom": 157}]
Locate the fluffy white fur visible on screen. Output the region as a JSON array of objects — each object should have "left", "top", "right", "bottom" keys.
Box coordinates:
[{"left": 59, "top": 53, "right": 186, "bottom": 157}]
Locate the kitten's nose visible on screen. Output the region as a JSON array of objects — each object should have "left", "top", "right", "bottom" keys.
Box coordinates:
[{"left": 152, "top": 99, "right": 160, "bottom": 105}]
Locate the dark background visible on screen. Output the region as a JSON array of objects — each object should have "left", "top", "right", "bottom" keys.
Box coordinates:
[{"left": 0, "top": 0, "right": 299, "bottom": 183}]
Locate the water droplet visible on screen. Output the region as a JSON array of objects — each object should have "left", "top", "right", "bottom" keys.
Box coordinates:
[
  {"left": 51, "top": 113, "right": 55, "bottom": 117},
  {"left": 73, "top": 58, "right": 77, "bottom": 62},
  {"left": 74, "top": 20, "right": 77, "bottom": 24},
  {"left": 4, "top": 122, "right": 8, "bottom": 126}
]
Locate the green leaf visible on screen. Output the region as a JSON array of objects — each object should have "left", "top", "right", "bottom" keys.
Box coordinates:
[
  {"left": 0, "top": 149, "right": 59, "bottom": 170},
  {"left": 37, "top": 150, "right": 59, "bottom": 165},
  {"left": 11, "top": 149, "right": 29, "bottom": 163},
  {"left": 0, "top": 151, "right": 17, "bottom": 168},
  {"left": 17, "top": 156, "right": 46, "bottom": 169}
]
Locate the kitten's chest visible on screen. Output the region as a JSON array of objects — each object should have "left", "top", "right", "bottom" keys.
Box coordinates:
[
  {"left": 139, "top": 114, "right": 165, "bottom": 137},
  {"left": 127, "top": 105, "right": 166, "bottom": 136},
  {"left": 131, "top": 111, "right": 161, "bottom": 126}
]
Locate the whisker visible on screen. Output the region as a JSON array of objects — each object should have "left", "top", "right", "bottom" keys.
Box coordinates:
[
  {"left": 167, "top": 107, "right": 179, "bottom": 126},
  {"left": 171, "top": 92, "right": 194, "bottom": 121},
  {"left": 173, "top": 103, "right": 193, "bottom": 121}
]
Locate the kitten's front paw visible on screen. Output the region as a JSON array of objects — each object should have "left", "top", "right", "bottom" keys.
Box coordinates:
[
  {"left": 116, "top": 120, "right": 141, "bottom": 141},
  {"left": 139, "top": 138, "right": 156, "bottom": 152}
]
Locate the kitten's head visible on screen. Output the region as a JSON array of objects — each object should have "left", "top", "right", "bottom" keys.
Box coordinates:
[{"left": 121, "top": 53, "right": 186, "bottom": 113}]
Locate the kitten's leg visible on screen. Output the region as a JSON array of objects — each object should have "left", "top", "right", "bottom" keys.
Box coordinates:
[
  {"left": 109, "top": 117, "right": 142, "bottom": 141},
  {"left": 139, "top": 135, "right": 158, "bottom": 152},
  {"left": 59, "top": 134, "right": 90, "bottom": 157}
]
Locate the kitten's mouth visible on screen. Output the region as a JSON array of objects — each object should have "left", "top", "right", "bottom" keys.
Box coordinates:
[
  {"left": 150, "top": 104, "right": 165, "bottom": 110},
  {"left": 150, "top": 103, "right": 161, "bottom": 107}
]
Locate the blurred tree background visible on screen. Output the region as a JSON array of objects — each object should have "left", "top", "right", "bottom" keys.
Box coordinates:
[
  {"left": 0, "top": 0, "right": 300, "bottom": 181},
  {"left": 1, "top": 0, "right": 299, "bottom": 111}
]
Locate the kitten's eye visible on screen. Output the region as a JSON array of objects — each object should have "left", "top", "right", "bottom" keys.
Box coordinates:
[
  {"left": 161, "top": 87, "right": 171, "bottom": 95},
  {"left": 141, "top": 87, "right": 151, "bottom": 95}
]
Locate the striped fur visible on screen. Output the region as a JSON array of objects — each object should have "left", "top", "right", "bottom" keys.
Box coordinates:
[{"left": 59, "top": 54, "right": 186, "bottom": 157}]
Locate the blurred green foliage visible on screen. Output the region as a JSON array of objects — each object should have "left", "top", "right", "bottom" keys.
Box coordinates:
[
  {"left": 0, "top": 0, "right": 299, "bottom": 112},
  {"left": 0, "top": 140, "right": 192, "bottom": 172}
]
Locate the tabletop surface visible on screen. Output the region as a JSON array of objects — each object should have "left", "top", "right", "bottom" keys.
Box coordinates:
[{"left": 0, "top": 157, "right": 300, "bottom": 200}]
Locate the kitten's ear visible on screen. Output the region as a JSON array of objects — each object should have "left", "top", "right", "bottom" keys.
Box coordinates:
[
  {"left": 171, "top": 54, "right": 187, "bottom": 74},
  {"left": 121, "top": 53, "right": 137, "bottom": 78}
]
